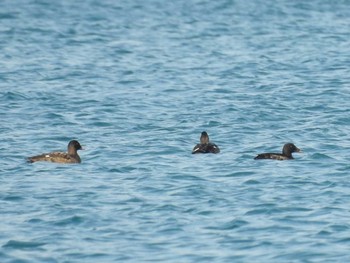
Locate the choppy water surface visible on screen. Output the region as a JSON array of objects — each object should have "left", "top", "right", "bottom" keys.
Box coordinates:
[{"left": 1, "top": 0, "right": 350, "bottom": 262}]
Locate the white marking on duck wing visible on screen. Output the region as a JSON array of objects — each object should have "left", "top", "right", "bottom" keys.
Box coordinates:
[{"left": 192, "top": 144, "right": 201, "bottom": 153}]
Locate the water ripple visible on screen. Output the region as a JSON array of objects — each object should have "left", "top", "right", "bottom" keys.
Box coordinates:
[{"left": 1, "top": 0, "right": 350, "bottom": 262}]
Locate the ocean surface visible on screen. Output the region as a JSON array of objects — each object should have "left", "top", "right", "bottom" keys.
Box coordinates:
[{"left": 1, "top": 0, "right": 350, "bottom": 262}]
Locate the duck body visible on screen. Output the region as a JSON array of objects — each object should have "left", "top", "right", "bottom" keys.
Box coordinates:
[
  {"left": 192, "top": 131, "right": 220, "bottom": 154},
  {"left": 192, "top": 143, "right": 220, "bottom": 154},
  {"left": 254, "top": 153, "right": 293, "bottom": 160},
  {"left": 27, "top": 152, "right": 81, "bottom": 163},
  {"left": 254, "top": 143, "right": 301, "bottom": 160},
  {"left": 27, "top": 140, "right": 82, "bottom": 164}
]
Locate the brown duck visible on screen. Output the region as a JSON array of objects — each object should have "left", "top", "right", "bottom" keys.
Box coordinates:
[
  {"left": 192, "top": 131, "right": 220, "bottom": 154},
  {"left": 27, "top": 140, "right": 83, "bottom": 163},
  {"left": 254, "top": 143, "right": 301, "bottom": 160}
]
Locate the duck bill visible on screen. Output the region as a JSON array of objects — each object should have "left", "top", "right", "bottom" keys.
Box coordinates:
[{"left": 296, "top": 147, "right": 301, "bottom": 153}]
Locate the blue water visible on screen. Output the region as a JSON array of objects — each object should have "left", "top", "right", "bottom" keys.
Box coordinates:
[{"left": 1, "top": 0, "right": 350, "bottom": 262}]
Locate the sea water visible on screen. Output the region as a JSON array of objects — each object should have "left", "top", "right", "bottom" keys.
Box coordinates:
[{"left": 1, "top": 0, "right": 350, "bottom": 262}]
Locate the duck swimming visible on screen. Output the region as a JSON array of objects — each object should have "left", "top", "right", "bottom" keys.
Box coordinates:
[
  {"left": 27, "top": 140, "right": 83, "bottom": 163},
  {"left": 192, "top": 131, "right": 220, "bottom": 154},
  {"left": 254, "top": 143, "right": 301, "bottom": 160}
]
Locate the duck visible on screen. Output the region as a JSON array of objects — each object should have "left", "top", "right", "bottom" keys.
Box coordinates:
[
  {"left": 254, "top": 143, "right": 301, "bottom": 160},
  {"left": 192, "top": 131, "right": 220, "bottom": 154},
  {"left": 27, "top": 140, "right": 83, "bottom": 163}
]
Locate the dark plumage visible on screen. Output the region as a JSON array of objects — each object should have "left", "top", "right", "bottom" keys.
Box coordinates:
[
  {"left": 192, "top": 131, "right": 220, "bottom": 154},
  {"left": 254, "top": 143, "right": 301, "bottom": 160},
  {"left": 27, "top": 140, "right": 83, "bottom": 163}
]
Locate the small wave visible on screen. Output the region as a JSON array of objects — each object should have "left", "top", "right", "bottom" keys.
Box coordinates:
[
  {"left": 207, "top": 219, "right": 249, "bottom": 231},
  {"left": 53, "top": 215, "right": 84, "bottom": 226},
  {"left": 1, "top": 91, "right": 29, "bottom": 101},
  {"left": 310, "top": 153, "right": 334, "bottom": 160},
  {"left": 3, "top": 240, "right": 46, "bottom": 249}
]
